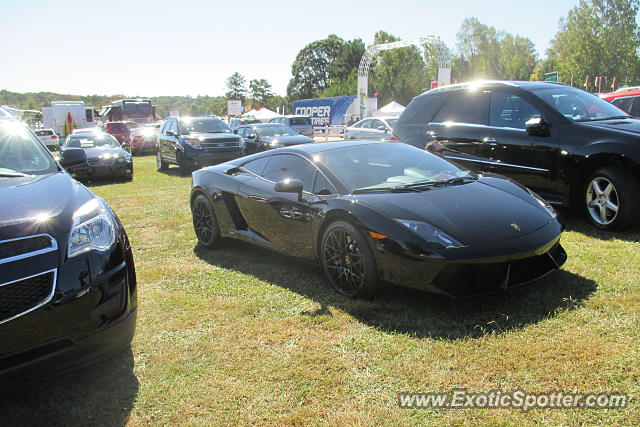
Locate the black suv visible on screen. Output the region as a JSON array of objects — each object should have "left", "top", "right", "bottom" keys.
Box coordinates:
[
  {"left": 156, "top": 116, "right": 245, "bottom": 175},
  {"left": 0, "top": 112, "right": 137, "bottom": 389},
  {"left": 395, "top": 81, "right": 640, "bottom": 230}
]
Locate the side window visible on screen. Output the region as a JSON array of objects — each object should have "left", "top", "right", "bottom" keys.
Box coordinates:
[
  {"left": 313, "top": 172, "right": 337, "bottom": 195},
  {"left": 490, "top": 92, "right": 540, "bottom": 129},
  {"left": 431, "top": 97, "right": 451, "bottom": 123},
  {"left": 629, "top": 97, "right": 640, "bottom": 117},
  {"left": 242, "top": 156, "right": 269, "bottom": 175},
  {"left": 370, "top": 119, "right": 385, "bottom": 130},
  {"left": 237, "top": 127, "right": 246, "bottom": 137},
  {"left": 612, "top": 98, "right": 633, "bottom": 115},
  {"left": 360, "top": 119, "right": 372, "bottom": 129},
  {"left": 160, "top": 121, "right": 168, "bottom": 133},
  {"left": 167, "top": 120, "right": 177, "bottom": 133},
  {"left": 448, "top": 92, "right": 488, "bottom": 125},
  {"left": 261, "top": 154, "right": 317, "bottom": 191}
]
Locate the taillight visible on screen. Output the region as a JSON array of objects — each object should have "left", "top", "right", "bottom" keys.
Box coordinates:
[
  {"left": 389, "top": 135, "right": 399, "bottom": 142},
  {"left": 51, "top": 135, "right": 58, "bottom": 139}
]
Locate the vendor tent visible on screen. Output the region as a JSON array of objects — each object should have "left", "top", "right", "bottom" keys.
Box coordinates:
[
  {"left": 242, "top": 107, "right": 280, "bottom": 122},
  {"left": 371, "top": 101, "right": 405, "bottom": 117}
]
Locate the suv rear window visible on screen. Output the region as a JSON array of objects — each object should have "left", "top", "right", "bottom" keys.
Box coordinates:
[
  {"left": 35, "top": 130, "right": 54, "bottom": 136},
  {"left": 290, "top": 117, "right": 311, "bottom": 125}
]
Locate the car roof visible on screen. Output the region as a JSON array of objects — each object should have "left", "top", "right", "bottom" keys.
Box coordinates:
[
  {"left": 600, "top": 89, "right": 640, "bottom": 100},
  {"left": 428, "top": 80, "right": 570, "bottom": 94},
  {"left": 251, "top": 123, "right": 282, "bottom": 127},
  {"left": 284, "top": 115, "right": 310, "bottom": 118}
]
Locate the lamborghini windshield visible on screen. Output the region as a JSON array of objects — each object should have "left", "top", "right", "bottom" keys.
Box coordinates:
[{"left": 317, "top": 143, "right": 474, "bottom": 192}]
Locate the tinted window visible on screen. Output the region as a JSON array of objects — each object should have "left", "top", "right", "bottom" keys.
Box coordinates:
[
  {"left": 178, "top": 117, "right": 230, "bottom": 134},
  {"left": 450, "top": 92, "right": 488, "bottom": 124},
  {"left": 290, "top": 117, "right": 311, "bottom": 125},
  {"left": 242, "top": 156, "right": 269, "bottom": 175},
  {"left": 168, "top": 120, "right": 177, "bottom": 133},
  {"left": 109, "top": 123, "right": 128, "bottom": 132},
  {"left": 628, "top": 98, "right": 640, "bottom": 116},
  {"left": 313, "top": 172, "right": 336, "bottom": 195},
  {"left": 261, "top": 154, "right": 316, "bottom": 191},
  {"left": 35, "top": 130, "right": 54, "bottom": 136},
  {"left": 611, "top": 98, "right": 633, "bottom": 113},
  {"left": 256, "top": 125, "right": 297, "bottom": 137},
  {"left": 531, "top": 86, "right": 627, "bottom": 121},
  {"left": 370, "top": 119, "right": 385, "bottom": 129},
  {"left": 318, "top": 143, "right": 473, "bottom": 191},
  {"left": 490, "top": 92, "right": 540, "bottom": 129}
]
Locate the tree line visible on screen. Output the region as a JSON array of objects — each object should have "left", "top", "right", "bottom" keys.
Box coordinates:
[{"left": 3, "top": 0, "right": 638, "bottom": 116}]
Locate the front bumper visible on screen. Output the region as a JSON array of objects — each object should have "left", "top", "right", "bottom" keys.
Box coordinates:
[
  {"left": 68, "top": 161, "right": 133, "bottom": 180},
  {"left": 184, "top": 149, "right": 245, "bottom": 168},
  {"left": 0, "top": 233, "right": 138, "bottom": 390},
  {"left": 372, "top": 221, "right": 568, "bottom": 298}
]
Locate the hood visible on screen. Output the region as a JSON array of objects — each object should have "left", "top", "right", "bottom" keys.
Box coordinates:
[
  {"left": 84, "top": 147, "right": 129, "bottom": 160},
  {"left": 356, "top": 179, "right": 554, "bottom": 246},
  {"left": 579, "top": 118, "right": 640, "bottom": 135},
  {"left": 261, "top": 135, "right": 314, "bottom": 146},
  {"left": 0, "top": 172, "right": 94, "bottom": 241}
]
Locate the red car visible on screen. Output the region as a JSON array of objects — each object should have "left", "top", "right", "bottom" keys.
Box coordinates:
[
  {"left": 104, "top": 121, "right": 137, "bottom": 151},
  {"left": 599, "top": 89, "right": 640, "bottom": 117},
  {"left": 129, "top": 123, "right": 160, "bottom": 155}
]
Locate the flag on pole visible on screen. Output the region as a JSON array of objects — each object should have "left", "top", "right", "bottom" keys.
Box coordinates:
[{"left": 63, "top": 112, "right": 75, "bottom": 136}]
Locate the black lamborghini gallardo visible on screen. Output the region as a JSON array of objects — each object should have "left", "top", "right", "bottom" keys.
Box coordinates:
[{"left": 190, "top": 141, "right": 566, "bottom": 298}]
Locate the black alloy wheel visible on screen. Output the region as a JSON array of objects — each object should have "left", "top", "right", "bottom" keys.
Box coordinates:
[
  {"left": 320, "top": 220, "right": 379, "bottom": 297},
  {"left": 191, "top": 194, "right": 220, "bottom": 248}
]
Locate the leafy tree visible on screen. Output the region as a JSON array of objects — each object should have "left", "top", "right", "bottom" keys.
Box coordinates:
[
  {"left": 287, "top": 34, "right": 346, "bottom": 100},
  {"left": 248, "top": 79, "right": 273, "bottom": 108},
  {"left": 453, "top": 18, "right": 537, "bottom": 82},
  {"left": 546, "top": 0, "right": 640, "bottom": 88},
  {"left": 225, "top": 72, "right": 247, "bottom": 102},
  {"left": 369, "top": 31, "right": 427, "bottom": 106}
]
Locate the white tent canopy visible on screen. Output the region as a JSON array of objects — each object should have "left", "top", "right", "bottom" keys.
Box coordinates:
[
  {"left": 241, "top": 107, "right": 280, "bottom": 121},
  {"left": 371, "top": 101, "right": 405, "bottom": 117}
]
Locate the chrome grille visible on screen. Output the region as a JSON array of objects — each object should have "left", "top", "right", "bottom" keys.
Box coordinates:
[
  {"left": 0, "top": 234, "right": 57, "bottom": 265},
  {"left": 0, "top": 270, "right": 57, "bottom": 325}
]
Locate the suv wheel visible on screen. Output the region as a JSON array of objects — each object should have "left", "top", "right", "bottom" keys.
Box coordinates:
[
  {"left": 156, "top": 150, "right": 168, "bottom": 170},
  {"left": 584, "top": 166, "right": 639, "bottom": 230}
]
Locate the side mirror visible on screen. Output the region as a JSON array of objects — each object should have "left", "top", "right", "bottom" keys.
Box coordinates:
[
  {"left": 525, "top": 117, "right": 550, "bottom": 137},
  {"left": 377, "top": 125, "right": 387, "bottom": 132},
  {"left": 274, "top": 178, "right": 304, "bottom": 201},
  {"left": 59, "top": 148, "right": 87, "bottom": 168},
  {"left": 166, "top": 130, "right": 178, "bottom": 137},
  {"left": 247, "top": 133, "right": 257, "bottom": 140},
  {"left": 233, "top": 129, "right": 238, "bottom": 134}
]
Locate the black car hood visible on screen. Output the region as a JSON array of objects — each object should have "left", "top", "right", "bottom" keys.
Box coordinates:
[
  {"left": 355, "top": 179, "right": 553, "bottom": 245},
  {"left": 0, "top": 172, "right": 94, "bottom": 240},
  {"left": 84, "top": 147, "right": 129, "bottom": 160},
  {"left": 184, "top": 132, "right": 240, "bottom": 140},
  {"left": 579, "top": 118, "right": 640, "bottom": 135},
  {"left": 261, "top": 135, "right": 314, "bottom": 146}
]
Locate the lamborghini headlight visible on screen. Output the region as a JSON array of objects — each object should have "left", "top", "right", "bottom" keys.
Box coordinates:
[
  {"left": 68, "top": 198, "right": 117, "bottom": 257},
  {"left": 395, "top": 219, "right": 462, "bottom": 248},
  {"left": 529, "top": 190, "right": 557, "bottom": 218}
]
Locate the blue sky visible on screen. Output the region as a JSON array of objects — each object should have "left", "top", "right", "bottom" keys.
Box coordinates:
[{"left": 1, "top": 0, "right": 578, "bottom": 97}]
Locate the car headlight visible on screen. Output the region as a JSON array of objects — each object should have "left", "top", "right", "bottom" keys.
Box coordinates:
[
  {"left": 529, "top": 190, "right": 557, "bottom": 218},
  {"left": 395, "top": 218, "right": 462, "bottom": 248},
  {"left": 184, "top": 139, "right": 202, "bottom": 149},
  {"left": 68, "top": 198, "right": 117, "bottom": 257}
]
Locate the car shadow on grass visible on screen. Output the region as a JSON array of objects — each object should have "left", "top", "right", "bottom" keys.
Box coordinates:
[
  {"left": 0, "top": 348, "right": 137, "bottom": 426},
  {"left": 194, "top": 240, "right": 596, "bottom": 340},
  {"left": 558, "top": 208, "right": 640, "bottom": 243}
]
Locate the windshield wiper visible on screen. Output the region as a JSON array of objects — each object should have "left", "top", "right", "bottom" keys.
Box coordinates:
[
  {"left": 0, "top": 172, "right": 28, "bottom": 178},
  {"left": 353, "top": 186, "right": 424, "bottom": 194},
  {"left": 577, "top": 115, "right": 631, "bottom": 122},
  {"left": 394, "top": 176, "right": 476, "bottom": 189}
]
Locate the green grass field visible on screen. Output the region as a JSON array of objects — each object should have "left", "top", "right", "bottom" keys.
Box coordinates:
[{"left": 2, "top": 155, "right": 639, "bottom": 425}]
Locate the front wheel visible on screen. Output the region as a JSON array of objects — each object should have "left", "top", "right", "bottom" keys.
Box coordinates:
[
  {"left": 320, "top": 220, "right": 380, "bottom": 297},
  {"left": 156, "top": 150, "right": 168, "bottom": 170},
  {"left": 584, "top": 166, "right": 639, "bottom": 230},
  {"left": 191, "top": 194, "right": 220, "bottom": 248}
]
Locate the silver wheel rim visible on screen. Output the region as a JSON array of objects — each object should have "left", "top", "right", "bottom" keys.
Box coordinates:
[{"left": 586, "top": 177, "right": 619, "bottom": 226}]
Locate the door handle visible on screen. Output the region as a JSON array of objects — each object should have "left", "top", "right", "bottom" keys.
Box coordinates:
[{"left": 483, "top": 137, "right": 498, "bottom": 145}]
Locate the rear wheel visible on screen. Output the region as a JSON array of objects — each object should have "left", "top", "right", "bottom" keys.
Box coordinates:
[
  {"left": 320, "top": 220, "right": 380, "bottom": 297},
  {"left": 191, "top": 194, "right": 220, "bottom": 248},
  {"left": 584, "top": 166, "right": 639, "bottom": 230},
  {"left": 156, "top": 150, "right": 168, "bottom": 170}
]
